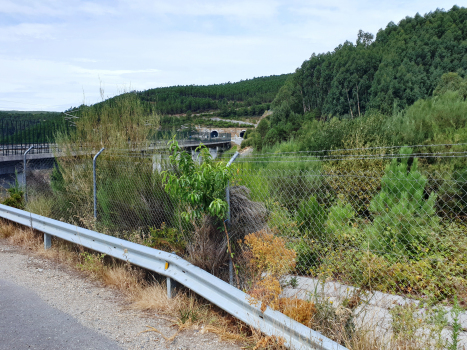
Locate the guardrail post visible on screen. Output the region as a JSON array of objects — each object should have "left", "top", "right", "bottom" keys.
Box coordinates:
[
  {"left": 167, "top": 276, "right": 178, "bottom": 298},
  {"left": 93, "top": 148, "right": 105, "bottom": 219},
  {"left": 166, "top": 252, "right": 178, "bottom": 298},
  {"left": 44, "top": 233, "right": 52, "bottom": 249},
  {"left": 226, "top": 151, "right": 240, "bottom": 285},
  {"left": 23, "top": 146, "right": 34, "bottom": 202}
]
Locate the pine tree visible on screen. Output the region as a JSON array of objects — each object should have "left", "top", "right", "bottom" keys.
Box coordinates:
[{"left": 366, "top": 147, "right": 438, "bottom": 258}]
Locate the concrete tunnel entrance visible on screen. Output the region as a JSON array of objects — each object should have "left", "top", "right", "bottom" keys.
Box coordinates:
[
  {"left": 210, "top": 130, "right": 219, "bottom": 138},
  {"left": 239, "top": 130, "right": 246, "bottom": 138}
]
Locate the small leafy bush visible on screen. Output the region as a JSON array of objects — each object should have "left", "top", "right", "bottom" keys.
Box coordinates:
[
  {"left": 162, "top": 138, "right": 233, "bottom": 272},
  {"left": 77, "top": 252, "right": 106, "bottom": 276},
  {"left": 143, "top": 223, "right": 186, "bottom": 255},
  {"left": 289, "top": 239, "right": 320, "bottom": 274},
  {"left": 325, "top": 195, "right": 362, "bottom": 244},
  {"left": 2, "top": 176, "right": 24, "bottom": 209},
  {"left": 163, "top": 137, "right": 232, "bottom": 222}
]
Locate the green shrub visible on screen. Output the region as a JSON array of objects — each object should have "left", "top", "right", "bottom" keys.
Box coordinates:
[
  {"left": 256, "top": 118, "right": 270, "bottom": 138},
  {"left": 325, "top": 196, "right": 364, "bottom": 245},
  {"left": 240, "top": 138, "right": 252, "bottom": 149},
  {"left": 295, "top": 196, "right": 327, "bottom": 238},
  {"left": 289, "top": 239, "right": 320, "bottom": 274},
  {"left": 366, "top": 147, "right": 438, "bottom": 258},
  {"left": 387, "top": 90, "right": 467, "bottom": 146},
  {"left": 2, "top": 176, "right": 24, "bottom": 209},
  {"left": 266, "top": 155, "right": 322, "bottom": 211},
  {"left": 144, "top": 223, "right": 186, "bottom": 254},
  {"left": 266, "top": 201, "right": 300, "bottom": 238}
]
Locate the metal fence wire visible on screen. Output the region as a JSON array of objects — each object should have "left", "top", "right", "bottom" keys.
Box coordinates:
[{"left": 3, "top": 144, "right": 467, "bottom": 308}]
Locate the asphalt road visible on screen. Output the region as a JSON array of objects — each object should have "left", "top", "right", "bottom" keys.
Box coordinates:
[{"left": 0, "top": 279, "right": 122, "bottom": 350}]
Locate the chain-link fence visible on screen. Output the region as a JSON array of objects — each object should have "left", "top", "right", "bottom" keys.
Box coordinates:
[
  {"left": 2, "top": 143, "right": 466, "bottom": 347},
  {"left": 230, "top": 147, "right": 467, "bottom": 300},
  {"left": 2, "top": 145, "right": 467, "bottom": 301}
]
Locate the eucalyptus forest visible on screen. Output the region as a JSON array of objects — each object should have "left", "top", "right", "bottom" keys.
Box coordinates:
[{"left": 243, "top": 6, "right": 467, "bottom": 152}]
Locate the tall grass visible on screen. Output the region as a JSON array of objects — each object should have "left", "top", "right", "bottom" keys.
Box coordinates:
[
  {"left": 45, "top": 93, "right": 178, "bottom": 234},
  {"left": 55, "top": 92, "right": 159, "bottom": 151}
]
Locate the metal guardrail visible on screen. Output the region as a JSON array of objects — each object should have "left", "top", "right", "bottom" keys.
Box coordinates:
[{"left": 0, "top": 203, "right": 346, "bottom": 350}]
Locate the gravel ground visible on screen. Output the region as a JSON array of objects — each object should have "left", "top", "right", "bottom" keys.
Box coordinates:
[{"left": 0, "top": 239, "right": 242, "bottom": 350}]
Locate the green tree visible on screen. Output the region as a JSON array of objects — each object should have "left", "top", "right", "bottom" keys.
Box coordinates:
[
  {"left": 162, "top": 138, "right": 234, "bottom": 272},
  {"left": 256, "top": 118, "right": 270, "bottom": 138},
  {"left": 162, "top": 138, "right": 233, "bottom": 222}
]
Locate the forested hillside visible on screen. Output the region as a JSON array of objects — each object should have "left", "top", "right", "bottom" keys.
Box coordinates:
[
  {"left": 243, "top": 6, "right": 467, "bottom": 151},
  {"left": 290, "top": 6, "right": 467, "bottom": 116},
  {"left": 0, "top": 111, "right": 66, "bottom": 144},
  {"left": 138, "top": 74, "right": 290, "bottom": 117}
]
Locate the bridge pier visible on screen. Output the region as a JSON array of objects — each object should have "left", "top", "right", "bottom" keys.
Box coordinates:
[
  {"left": 191, "top": 150, "right": 201, "bottom": 164},
  {"left": 209, "top": 147, "right": 218, "bottom": 159},
  {"left": 152, "top": 154, "right": 162, "bottom": 172}
]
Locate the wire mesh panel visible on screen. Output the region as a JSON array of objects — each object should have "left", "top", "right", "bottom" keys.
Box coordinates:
[
  {"left": 3, "top": 144, "right": 465, "bottom": 302},
  {"left": 25, "top": 157, "right": 56, "bottom": 213},
  {"left": 228, "top": 146, "right": 467, "bottom": 303}
]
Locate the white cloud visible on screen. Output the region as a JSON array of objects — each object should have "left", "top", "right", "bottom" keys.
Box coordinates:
[
  {"left": 0, "top": 0, "right": 66, "bottom": 16},
  {"left": 0, "top": 57, "right": 163, "bottom": 110},
  {"left": 123, "top": 0, "right": 279, "bottom": 19},
  {"left": 0, "top": 23, "right": 56, "bottom": 41}
]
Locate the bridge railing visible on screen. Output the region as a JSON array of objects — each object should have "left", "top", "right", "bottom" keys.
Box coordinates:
[
  {"left": 1, "top": 132, "right": 232, "bottom": 156},
  {"left": 0, "top": 143, "right": 58, "bottom": 156}
]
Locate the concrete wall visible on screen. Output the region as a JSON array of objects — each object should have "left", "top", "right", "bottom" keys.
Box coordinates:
[{"left": 196, "top": 127, "right": 249, "bottom": 138}]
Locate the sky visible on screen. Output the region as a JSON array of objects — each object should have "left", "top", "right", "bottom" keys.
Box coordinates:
[{"left": 0, "top": 0, "right": 462, "bottom": 112}]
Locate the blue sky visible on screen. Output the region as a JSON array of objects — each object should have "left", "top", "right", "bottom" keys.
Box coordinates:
[{"left": 0, "top": 0, "right": 461, "bottom": 112}]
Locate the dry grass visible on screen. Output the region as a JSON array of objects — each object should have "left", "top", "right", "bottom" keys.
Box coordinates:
[
  {"left": 0, "top": 220, "right": 16, "bottom": 239},
  {"left": 0, "top": 218, "right": 277, "bottom": 349},
  {"left": 25, "top": 195, "right": 54, "bottom": 218}
]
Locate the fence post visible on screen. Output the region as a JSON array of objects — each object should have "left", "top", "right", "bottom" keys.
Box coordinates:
[
  {"left": 226, "top": 151, "right": 240, "bottom": 286},
  {"left": 93, "top": 148, "right": 105, "bottom": 219},
  {"left": 23, "top": 146, "right": 34, "bottom": 203}
]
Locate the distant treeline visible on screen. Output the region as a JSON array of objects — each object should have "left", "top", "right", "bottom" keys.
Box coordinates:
[
  {"left": 161, "top": 115, "right": 255, "bottom": 131},
  {"left": 59, "top": 75, "right": 287, "bottom": 134},
  {"left": 138, "top": 74, "right": 289, "bottom": 115},
  {"left": 0, "top": 114, "right": 69, "bottom": 144}
]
